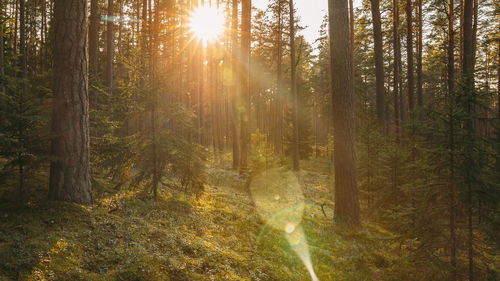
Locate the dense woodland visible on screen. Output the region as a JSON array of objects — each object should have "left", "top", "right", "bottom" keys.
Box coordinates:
[{"left": 0, "top": 0, "right": 499, "bottom": 280}]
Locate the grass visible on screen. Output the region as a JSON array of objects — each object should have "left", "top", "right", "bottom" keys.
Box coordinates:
[{"left": 0, "top": 160, "right": 408, "bottom": 281}]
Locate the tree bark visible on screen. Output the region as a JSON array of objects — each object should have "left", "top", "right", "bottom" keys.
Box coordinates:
[
  {"left": 328, "top": 0, "right": 360, "bottom": 226},
  {"left": 393, "top": 0, "right": 401, "bottom": 139},
  {"left": 349, "top": 0, "right": 354, "bottom": 76},
  {"left": 462, "top": 0, "right": 475, "bottom": 278},
  {"left": 89, "top": 0, "right": 99, "bottom": 76},
  {"left": 106, "top": 0, "right": 114, "bottom": 90},
  {"left": 231, "top": 0, "right": 240, "bottom": 170},
  {"left": 290, "top": 0, "right": 299, "bottom": 171},
  {"left": 406, "top": 0, "right": 414, "bottom": 115},
  {"left": 416, "top": 0, "right": 423, "bottom": 109},
  {"left": 18, "top": 0, "right": 27, "bottom": 200},
  {"left": 49, "top": 0, "right": 92, "bottom": 204},
  {"left": 447, "top": 0, "right": 457, "bottom": 278},
  {"left": 0, "top": 12, "right": 4, "bottom": 95},
  {"left": 239, "top": 0, "right": 251, "bottom": 173},
  {"left": 370, "top": 0, "right": 386, "bottom": 124},
  {"left": 275, "top": 0, "right": 284, "bottom": 153}
]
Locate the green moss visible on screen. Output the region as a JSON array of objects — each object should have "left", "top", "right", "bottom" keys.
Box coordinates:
[{"left": 0, "top": 163, "right": 420, "bottom": 281}]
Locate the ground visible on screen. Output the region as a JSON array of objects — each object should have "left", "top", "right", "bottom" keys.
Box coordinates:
[{"left": 0, "top": 159, "right": 406, "bottom": 281}]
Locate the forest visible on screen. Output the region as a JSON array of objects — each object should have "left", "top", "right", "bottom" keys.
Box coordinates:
[{"left": 0, "top": 0, "right": 499, "bottom": 280}]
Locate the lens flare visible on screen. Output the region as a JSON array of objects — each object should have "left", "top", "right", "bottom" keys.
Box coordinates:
[
  {"left": 250, "top": 168, "right": 320, "bottom": 281},
  {"left": 189, "top": 5, "right": 225, "bottom": 43}
]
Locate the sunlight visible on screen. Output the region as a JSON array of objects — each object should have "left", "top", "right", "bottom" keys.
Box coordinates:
[
  {"left": 250, "top": 168, "right": 320, "bottom": 281},
  {"left": 189, "top": 5, "right": 225, "bottom": 44}
]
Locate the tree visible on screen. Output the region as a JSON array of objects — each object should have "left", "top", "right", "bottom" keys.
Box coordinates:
[
  {"left": 369, "top": 0, "right": 386, "bottom": 124},
  {"left": 89, "top": 0, "right": 99, "bottom": 76},
  {"left": 49, "top": 0, "right": 92, "bottom": 204},
  {"left": 274, "top": 0, "right": 284, "bottom": 153},
  {"left": 106, "top": 0, "right": 114, "bottom": 91},
  {"left": 392, "top": 0, "right": 401, "bottom": 138},
  {"left": 328, "top": 0, "right": 360, "bottom": 226},
  {"left": 406, "top": 0, "right": 414, "bottom": 114},
  {"left": 446, "top": 0, "right": 458, "bottom": 277},
  {"left": 231, "top": 0, "right": 240, "bottom": 170},
  {"left": 462, "top": 0, "right": 476, "bottom": 278},
  {"left": 239, "top": 0, "right": 251, "bottom": 173},
  {"left": 416, "top": 0, "right": 423, "bottom": 109},
  {"left": 290, "top": 0, "right": 299, "bottom": 171}
]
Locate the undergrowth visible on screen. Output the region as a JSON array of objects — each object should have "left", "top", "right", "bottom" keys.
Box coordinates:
[{"left": 1, "top": 159, "right": 413, "bottom": 281}]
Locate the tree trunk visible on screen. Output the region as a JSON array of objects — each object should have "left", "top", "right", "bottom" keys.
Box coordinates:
[
  {"left": 370, "top": 0, "right": 386, "bottom": 124},
  {"left": 275, "top": 0, "right": 284, "bottom": 153},
  {"left": 462, "top": 0, "right": 475, "bottom": 278},
  {"left": 89, "top": 0, "right": 99, "bottom": 76},
  {"left": 328, "top": 0, "right": 360, "bottom": 226},
  {"left": 349, "top": 0, "right": 354, "bottom": 76},
  {"left": 239, "top": 0, "right": 251, "bottom": 174},
  {"left": 0, "top": 13, "right": 4, "bottom": 95},
  {"left": 393, "top": 0, "right": 401, "bottom": 139},
  {"left": 18, "top": 0, "right": 27, "bottom": 200},
  {"left": 416, "top": 0, "right": 423, "bottom": 109},
  {"left": 231, "top": 0, "right": 240, "bottom": 170},
  {"left": 447, "top": 0, "right": 457, "bottom": 278},
  {"left": 49, "top": 0, "right": 92, "bottom": 204},
  {"left": 290, "top": 0, "right": 299, "bottom": 171},
  {"left": 406, "top": 0, "right": 414, "bottom": 114},
  {"left": 106, "top": 0, "right": 114, "bottom": 90}
]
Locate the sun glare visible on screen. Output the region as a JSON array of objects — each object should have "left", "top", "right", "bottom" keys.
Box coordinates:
[{"left": 189, "top": 5, "right": 225, "bottom": 43}]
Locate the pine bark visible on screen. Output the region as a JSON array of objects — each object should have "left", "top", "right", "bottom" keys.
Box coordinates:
[
  {"left": 0, "top": 13, "right": 4, "bottom": 95},
  {"left": 18, "top": 0, "right": 27, "bottom": 200},
  {"left": 89, "top": 0, "right": 99, "bottom": 75},
  {"left": 447, "top": 0, "right": 457, "bottom": 278},
  {"left": 275, "top": 0, "right": 284, "bottom": 153},
  {"left": 462, "top": 0, "right": 475, "bottom": 278},
  {"left": 290, "top": 0, "right": 299, "bottom": 171},
  {"left": 393, "top": 0, "right": 401, "bottom": 138},
  {"left": 239, "top": 0, "right": 251, "bottom": 173},
  {"left": 106, "top": 0, "right": 114, "bottom": 90},
  {"left": 328, "top": 0, "right": 360, "bottom": 226},
  {"left": 416, "top": 0, "right": 423, "bottom": 108},
  {"left": 49, "top": 0, "right": 92, "bottom": 204},
  {"left": 231, "top": 0, "right": 240, "bottom": 170},
  {"left": 370, "top": 0, "right": 386, "bottom": 124},
  {"left": 406, "top": 0, "right": 414, "bottom": 113}
]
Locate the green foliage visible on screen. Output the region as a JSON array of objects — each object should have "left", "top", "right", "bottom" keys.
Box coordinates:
[
  {"left": 0, "top": 40, "right": 50, "bottom": 200},
  {"left": 249, "top": 129, "right": 278, "bottom": 175}
]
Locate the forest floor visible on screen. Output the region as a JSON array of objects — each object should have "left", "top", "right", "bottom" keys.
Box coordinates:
[{"left": 0, "top": 158, "right": 406, "bottom": 281}]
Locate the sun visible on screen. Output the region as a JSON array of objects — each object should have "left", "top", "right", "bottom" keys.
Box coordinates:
[{"left": 189, "top": 5, "right": 225, "bottom": 43}]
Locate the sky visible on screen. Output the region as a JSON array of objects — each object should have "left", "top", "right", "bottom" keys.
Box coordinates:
[{"left": 253, "top": 0, "right": 362, "bottom": 48}]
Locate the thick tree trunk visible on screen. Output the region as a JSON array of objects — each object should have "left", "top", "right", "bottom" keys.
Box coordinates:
[
  {"left": 370, "top": 0, "right": 386, "bottom": 124},
  {"left": 406, "top": 0, "right": 414, "bottom": 114},
  {"left": 49, "top": 0, "right": 92, "bottom": 204},
  {"left": 328, "top": 0, "right": 360, "bottom": 226},
  {"left": 290, "top": 0, "right": 299, "bottom": 171},
  {"left": 239, "top": 0, "right": 251, "bottom": 173}
]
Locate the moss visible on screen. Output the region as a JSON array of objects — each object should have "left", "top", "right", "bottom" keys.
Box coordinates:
[{"left": 1, "top": 162, "right": 416, "bottom": 281}]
